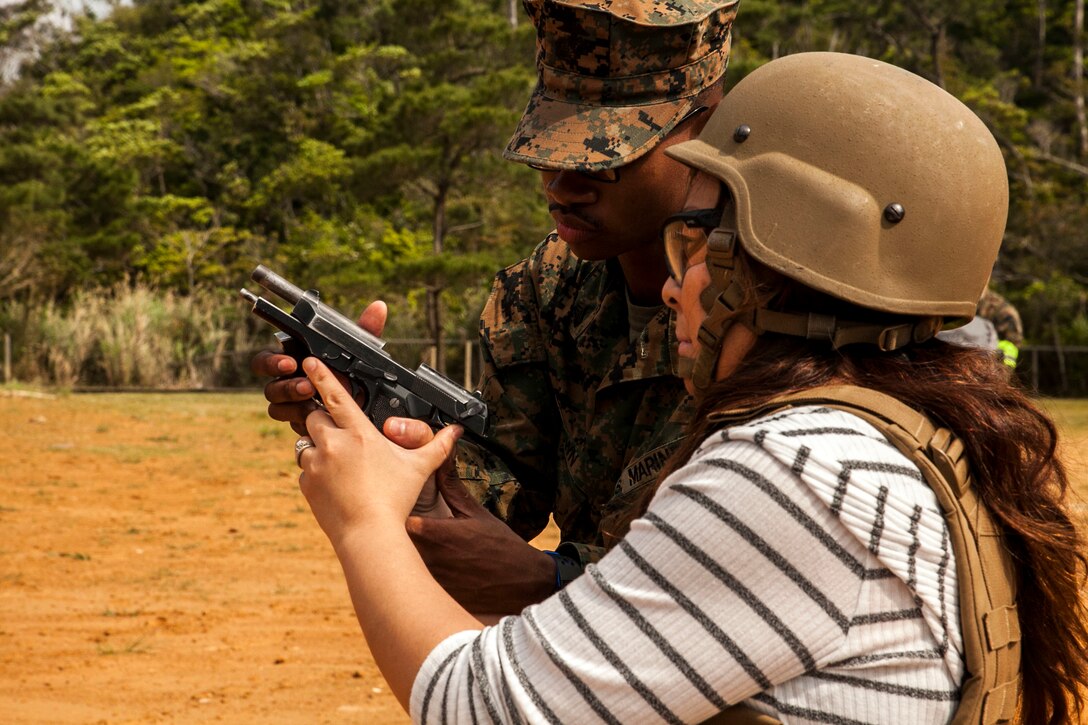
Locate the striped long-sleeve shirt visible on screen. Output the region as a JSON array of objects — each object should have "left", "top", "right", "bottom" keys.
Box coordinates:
[{"left": 410, "top": 406, "right": 964, "bottom": 724}]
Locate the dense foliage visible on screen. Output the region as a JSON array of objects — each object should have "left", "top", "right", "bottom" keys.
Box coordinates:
[{"left": 0, "top": 0, "right": 1086, "bottom": 386}]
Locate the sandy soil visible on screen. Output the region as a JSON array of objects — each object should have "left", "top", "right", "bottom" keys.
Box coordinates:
[{"left": 0, "top": 389, "right": 556, "bottom": 724}]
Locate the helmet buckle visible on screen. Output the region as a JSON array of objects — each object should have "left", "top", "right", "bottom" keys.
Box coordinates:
[
  {"left": 705, "top": 228, "right": 737, "bottom": 276},
  {"left": 877, "top": 324, "right": 912, "bottom": 351},
  {"left": 912, "top": 316, "right": 942, "bottom": 343},
  {"left": 697, "top": 324, "right": 723, "bottom": 350}
]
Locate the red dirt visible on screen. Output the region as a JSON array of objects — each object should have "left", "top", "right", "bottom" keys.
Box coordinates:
[
  {"left": 3, "top": 389, "right": 1084, "bottom": 724},
  {"left": 0, "top": 390, "right": 556, "bottom": 724}
]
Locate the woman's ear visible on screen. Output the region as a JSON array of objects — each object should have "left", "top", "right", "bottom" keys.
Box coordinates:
[{"left": 714, "top": 323, "right": 758, "bottom": 382}]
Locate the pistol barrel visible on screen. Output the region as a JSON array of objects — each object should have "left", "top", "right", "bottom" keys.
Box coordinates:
[{"left": 252, "top": 265, "right": 305, "bottom": 305}]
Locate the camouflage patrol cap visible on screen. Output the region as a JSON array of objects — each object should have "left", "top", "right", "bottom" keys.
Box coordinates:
[{"left": 504, "top": 0, "right": 740, "bottom": 172}]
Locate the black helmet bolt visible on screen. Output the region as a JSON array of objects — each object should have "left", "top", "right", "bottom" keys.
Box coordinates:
[
  {"left": 733, "top": 125, "right": 752, "bottom": 143},
  {"left": 884, "top": 203, "right": 906, "bottom": 224}
]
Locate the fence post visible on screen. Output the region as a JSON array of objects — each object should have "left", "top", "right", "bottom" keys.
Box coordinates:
[
  {"left": 464, "top": 340, "right": 473, "bottom": 389},
  {"left": 1031, "top": 347, "right": 1039, "bottom": 393},
  {"left": 1052, "top": 323, "right": 1069, "bottom": 394},
  {"left": 3, "top": 333, "right": 10, "bottom": 384}
]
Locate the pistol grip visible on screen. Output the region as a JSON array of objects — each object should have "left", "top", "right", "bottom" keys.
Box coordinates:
[
  {"left": 365, "top": 382, "right": 404, "bottom": 433},
  {"left": 365, "top": 382, "right": 438, "bottom": 434},
  {"left": 275, "top": 332, "right": 309, "bottom": 376}
]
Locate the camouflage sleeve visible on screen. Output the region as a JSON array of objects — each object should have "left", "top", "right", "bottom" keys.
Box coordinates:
[
  {"left": 456, "top": 248, "right": 562, "bottom": 541},
  {"left": 978, "top": 288, "right": 1025, "bottom": 346}
]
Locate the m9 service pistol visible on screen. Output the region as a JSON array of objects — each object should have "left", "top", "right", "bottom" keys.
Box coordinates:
[{"left": 240, "top": 265, "right": 491, "bottom": 441}]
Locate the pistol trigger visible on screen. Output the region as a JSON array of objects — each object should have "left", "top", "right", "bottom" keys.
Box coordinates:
[
  {"left": 357, "top": 377, "right": 380, "bottom": 414},
  {"left": 348, "top": 377, "right": 364, "bottom": 402}
]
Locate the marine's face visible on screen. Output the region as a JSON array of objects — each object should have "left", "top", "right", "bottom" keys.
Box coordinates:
[{"left": 537, "top": 113, "right": 707, "bottom": 262}]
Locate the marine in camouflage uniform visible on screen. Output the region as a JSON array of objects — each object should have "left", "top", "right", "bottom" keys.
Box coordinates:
[
  {"left": 464, "top": 234, "right": 694, "bottom": 560},
  {"left": 458, "top": 0, "right": 739, "bottom": 571},
  {"left": 937, "top": 288, "right": 1024, "bottom": 368},
  {"left": 977, "top": 287, "right": 1024, "bottom": 366}
]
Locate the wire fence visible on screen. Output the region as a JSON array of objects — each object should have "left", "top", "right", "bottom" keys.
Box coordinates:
[
  {"left": 1016, "top": 346, "right": 1088, "bottom": 398},
  {"left": 0, "top": 332, "right": 486, "bottom": 393},
  {"left": 1, "top": 332, "right": 1086, "bottom": 398}
]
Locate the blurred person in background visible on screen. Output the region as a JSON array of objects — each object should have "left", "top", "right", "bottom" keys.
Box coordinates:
[{"left": 938, "top": 287, "right": 1024, "bottom": 370}]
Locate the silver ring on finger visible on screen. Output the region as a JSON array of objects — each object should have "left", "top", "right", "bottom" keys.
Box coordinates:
[{"left": 294, "top": 436, "right": 315, "bottom": 467}]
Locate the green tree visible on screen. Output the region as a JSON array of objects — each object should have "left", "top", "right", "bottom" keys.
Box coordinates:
[{"left": 346, "top": 0, "right": 538, "bottom": 370}]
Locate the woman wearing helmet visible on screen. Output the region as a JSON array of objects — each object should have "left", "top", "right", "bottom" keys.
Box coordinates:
[
  {"left": 292, "top": 53, "right": 1087, "bottom": 724},
  {"left": 658, "top": 52, "right": 1087, "bottom": 724}
]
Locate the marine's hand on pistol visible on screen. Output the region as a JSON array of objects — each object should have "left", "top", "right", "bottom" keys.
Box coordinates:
[
  {"left": 406, "top": 470, "right": 557, "bottom": 616},
  {"left": 252, "top": 300, "right": 388, "bottom": 435}
]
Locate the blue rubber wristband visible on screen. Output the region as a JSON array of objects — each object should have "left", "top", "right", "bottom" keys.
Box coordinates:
[
  {"left": 543, "top": 550, "right": 564, "bottom": 591},
  {"left": 543, "top": 550, "right": 584, "bottom": 591}
]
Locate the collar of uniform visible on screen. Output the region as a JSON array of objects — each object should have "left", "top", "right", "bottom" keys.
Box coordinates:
[
  {"left": 569, "top": 256, "right": 619, "bottom": 342},
  {"left": 560, "top": 250, "right": 676, "bottom": 390},
  {"left": 571, "top": 259, "right": 675, "bottom": 391},
  {"left": 613, "top": 304, "right": 676, "bottom": 383}
]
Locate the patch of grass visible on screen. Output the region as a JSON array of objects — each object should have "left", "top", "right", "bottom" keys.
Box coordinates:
[
  {"left": 147, "top": 434, "right": 178, "bottom": 443},
  {"left": 56, "top": 552, "right": 91, "bottom": 561},
  {"left": 165, "top": 542, "right": 201, "bottom": 552},
  {"left": 41, "top": 479, "right": 79, "bottom": 488},
  {"left": 259, "top": 424, "right": 287, "bottom": 438},
  {"left": 1040, "top": 398, "right": 1088, "bottom": 433},
  {"left": 98, "top": 636, "right": 150, "bottom": 655},
  {"left": 102, "top": 608, "right": 143, "bottom": 618},
  {"left": 84, "top": 445, "right": 153, "bottom": 460}
]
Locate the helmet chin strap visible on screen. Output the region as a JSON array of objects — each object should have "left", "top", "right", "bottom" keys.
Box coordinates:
[
  {"left": 683, "top": 224, "right": 945, "bottom": 394},
  {"left": 688, "top": 226, "right": 746, "bottom": 392}
]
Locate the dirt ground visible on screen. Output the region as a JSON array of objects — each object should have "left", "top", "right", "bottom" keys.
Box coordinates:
[
  {"left": 1, "top": 389, "right": 1084, "bottom": 724},
  {"left": 0, "top": 389, "right": 557, "bottom": 724}
]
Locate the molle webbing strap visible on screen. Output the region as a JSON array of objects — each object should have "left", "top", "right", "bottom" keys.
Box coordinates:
[{"left": 697, "top": 385, "right": 1021, "bottom": 725}]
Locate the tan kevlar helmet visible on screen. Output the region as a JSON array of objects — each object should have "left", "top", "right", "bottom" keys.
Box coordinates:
[{"left": 667, "top": 52, "right": 1009, "bottom": 321}]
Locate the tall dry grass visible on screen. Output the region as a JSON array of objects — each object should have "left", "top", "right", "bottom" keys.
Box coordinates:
[{"left": 4, "top": 284, "right": 262, "bottom": 388}]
